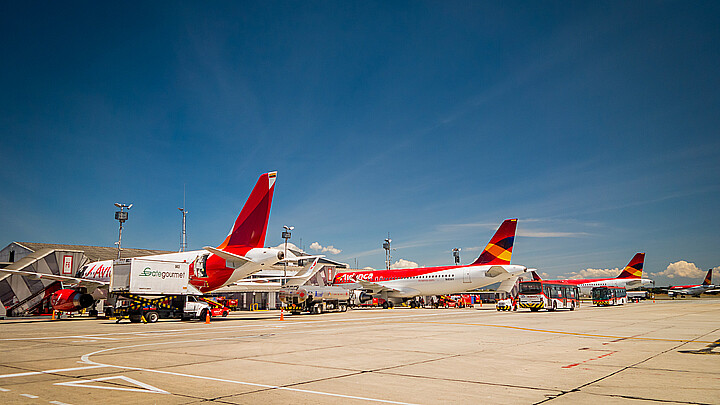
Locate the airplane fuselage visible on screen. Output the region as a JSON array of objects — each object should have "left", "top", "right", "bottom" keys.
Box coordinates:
[
  {"left": 333, "top": 264, "right": 527, "bottom": 299},
  {"left": 668, "top": 284, "right": 715, "bottom": 297},
  {"left": 547, "top": 277, "right": 654, "bottom": 296},
  {"left": 77, "top": 247, "right": 284, "bottom": 295}
]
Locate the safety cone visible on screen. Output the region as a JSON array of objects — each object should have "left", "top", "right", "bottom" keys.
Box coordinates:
[
  {"left": 205, "top": 311, "right": 211, "bottom": 324},
  {"left": 280, "top": 307, "right": 284, "bottom": 321},
  {"left": 51, "top": 311, "right": 56, "bottom": 320}
]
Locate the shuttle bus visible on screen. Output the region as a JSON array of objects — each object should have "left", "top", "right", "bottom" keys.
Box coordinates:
[
  {"left": 518, "top": 280, "right": 580, "bottom": 311},
  {"left": 591, "top": 286, "right": 627, "bottom": 306}
]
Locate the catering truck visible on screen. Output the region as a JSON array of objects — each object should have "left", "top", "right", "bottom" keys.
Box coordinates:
[{"left": 108, "top": 258, "right": 210, "bottom": 323}]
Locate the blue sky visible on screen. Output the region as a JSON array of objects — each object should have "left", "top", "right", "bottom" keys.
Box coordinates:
[{"left": 1, "top": 1, "right": 719, "bottom": 286}]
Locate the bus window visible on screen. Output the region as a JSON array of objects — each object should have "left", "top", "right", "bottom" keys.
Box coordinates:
[{"left": 519, "top": 282, "right": 542, "bottom": 295}]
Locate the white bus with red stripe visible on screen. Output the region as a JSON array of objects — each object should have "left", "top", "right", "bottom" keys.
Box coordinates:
[{"left": 518, "top": 280, "right": 580, "bottom": 312}]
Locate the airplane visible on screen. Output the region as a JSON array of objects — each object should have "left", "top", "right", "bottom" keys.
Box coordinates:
[
  {"left": 667, "top": 269, "right": 716, "bottom": 297},
  {"left": 331, "top": 219, "right": 528, "bottom": 309},
  {"left": 531, "top": 253, "right": 653, "bottom": 296},
  {"left": 1, "top": 171, "right": 294, "bottom": 314}
]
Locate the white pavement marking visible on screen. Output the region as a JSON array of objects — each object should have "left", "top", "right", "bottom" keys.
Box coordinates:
[
  {"left": 0, "top": 311, "right": 448, "bottom": 342},
  {"left": 54, "top": 375, "right": 169, "bottom": 394},
  {"left": 20, "top": 393, "right": 39, "bottom": 398},
  {"left": 0, "top": 365, "right": 107, "bottom": 379},
  {"left": 49, "top": 401, "right": 73, "bottom": 405},
  {"left": 0, "top": 387, "right": 10, "bottom": 391},
  {"left": 79, "top": 338, "right": 419, "bottom": 405}
]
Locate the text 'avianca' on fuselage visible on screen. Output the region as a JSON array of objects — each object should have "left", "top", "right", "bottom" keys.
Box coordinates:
[
  {"left": 27, "top": 171, "right": 285, "bottom": 313},
  {"left": 332, "top": 219, "right": 528, "bottom": 305}
]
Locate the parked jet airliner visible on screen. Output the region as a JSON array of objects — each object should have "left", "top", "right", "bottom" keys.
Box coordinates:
[
  {"left": 1, "top": 172, "right": 290, "bottom": 313},
  {"left": 332, "top": 219, "right": 528, "bottom": 308},
  {"left": 668, "top": 269, "right": 716, "bottom": 297},
  {"left": 532, "top": 253, "right": 653, "bottom": 296}
]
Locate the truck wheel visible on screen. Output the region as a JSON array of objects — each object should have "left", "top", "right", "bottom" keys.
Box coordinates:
[
  {"left": 382, "top": 302, "right": 389, "bottom": 309},
  {"left": 129, "top": 314, "right": 142, "bottom": 323},
  {"left": 146, "top": 311, "right": 159, "bottom": 323},
  {"left": 341, "top": 304, "right": 348, "bottom": 312},
  {"left": 200, "top": 309, "right": 208, "bottom": 320},
  {"left": 530, "top": 307, "right": 539, "bottom": 312},
  {"left": 222, "top": 311, "right": 229, "bottom": 317}
]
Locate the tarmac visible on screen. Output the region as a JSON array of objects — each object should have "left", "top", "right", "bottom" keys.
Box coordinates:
[{"left": 0, "top": 299, "right": 718, "bottom": 405}]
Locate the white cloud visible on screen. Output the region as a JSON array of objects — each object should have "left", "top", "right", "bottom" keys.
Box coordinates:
[
  {"left": 309, "top": 242, "right": 342, "bottom": 255},
  {"left": 652, "top": 261, "right": 705, "bottom": 279},
  {"left": 565, "top": 268, "right": 621, "bottom": 279},
  {"left": 390, "top": 259, "right": 419, "bottom": 269}
]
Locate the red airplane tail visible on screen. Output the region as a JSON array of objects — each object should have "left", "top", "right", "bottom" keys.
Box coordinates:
[
  {"left": 531, "top": 270, "right": 542, "bottom": 281},
  {"left": 703, "top": 269, "right": 713, "bottom": 286},
  {"left": 472, "top": 219, "right": 518, "bottom": 265},
  {"left": 616, "top": 253, "right": 645, "bottom": 279},
  {"left": 217, "top": 172, "right": 276, "bottom": 250}
]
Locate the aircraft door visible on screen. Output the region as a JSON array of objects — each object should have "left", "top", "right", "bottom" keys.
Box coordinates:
[
  {"left": 463, "top": 268, "right": 471, "bottom": 283},
  {"left": 193, "top": 254, "right": 209, "bottom": 278}
]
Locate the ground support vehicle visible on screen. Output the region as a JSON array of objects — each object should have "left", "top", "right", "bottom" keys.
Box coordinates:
[
  {"left": 626, "top": 290, "right": 650, "bottom": 302},
  {"left": 110, "top": 294, "right": 211, "bottom": 323},
  {"left": 432, "top": 295, "right": 466, "bottom": 308},
  {"left": 591, "top": 286, "right": 627, "bottom": 306},
  {"left": 496, "top": 297, "right": 517, "bottom": 311},
  {"left": 279, "top": 285, "right": 350, "bottom": 314},
  {"left": 518, "top": 281, "right": 580, "bottom": 311},
  {"left": 199, "top": 297, "right": 231, "bottom": 317}
]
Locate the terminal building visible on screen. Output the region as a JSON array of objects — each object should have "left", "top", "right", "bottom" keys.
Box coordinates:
[{"left": 0, "top": 241, "right": 348, "bottom": 317}]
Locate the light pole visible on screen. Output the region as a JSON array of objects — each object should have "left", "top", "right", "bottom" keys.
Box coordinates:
[
  {"left": 114, "top": 203, "right": 132, "bottom": 259},
  {"left": 178, "top": 207, "right": 188, "bottom": 252},
  {"left": 452, "top": 248, "right": 461, "bottom": 265},
  {"left": 282, "top": 225, "right": 293, "bottom": 282},
  {"left": 383, "top": 237, "right": 392, "bottom": 270}
]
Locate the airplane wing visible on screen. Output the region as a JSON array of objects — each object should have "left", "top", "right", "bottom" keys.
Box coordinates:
[
  {"left": 278, "top": 255, "right": 325, "bottom": 263},
  {"left": 485, "top": 265, "right": 529, "bottom": 278},
  {"left": 624, "top": 279, "right": 643, "bottom": 287},
  {"left": 353, "top": 279, "right": 400, "bottom": 294},
  {"left": 0, "top": 268, "right": 108, "bottom": 291},
  {"left": 204, "top": 246, "right": 251, "bottom": 268},
  {"left": 496, "top": 276, "right": 519, "bottom": 293}
]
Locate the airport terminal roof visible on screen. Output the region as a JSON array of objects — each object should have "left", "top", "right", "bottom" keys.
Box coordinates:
[{"left": 13, "top": 242, "right": 174, "bottom": 262}]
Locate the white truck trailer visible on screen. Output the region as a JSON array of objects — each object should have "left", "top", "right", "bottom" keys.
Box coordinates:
[{"left": 108, "top": 258, "right": 210, "bottom": 323}]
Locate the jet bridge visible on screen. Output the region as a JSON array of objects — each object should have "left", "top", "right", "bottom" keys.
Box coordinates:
[{"left": 0, "top": 248, "right": 86, "bottom": 316}]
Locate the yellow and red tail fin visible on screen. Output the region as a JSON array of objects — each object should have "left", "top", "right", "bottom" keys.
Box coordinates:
[
  {"left": 616, "top": 253, "right": 645, "bottom": 279},
  {"left": 472, "top": 219, "right": 517, "bottom": 265},
  {"left": 703, "top": 269, "right": 713, "bottom": 286},
  {"left": 217, "top": 172, "right": 276, "bottom": 250}
]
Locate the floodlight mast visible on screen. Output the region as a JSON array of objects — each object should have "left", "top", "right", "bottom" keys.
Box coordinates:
[
  {"left": 452, "top": 248, "right": 461, "bottom": 265},
  {"left": 282, "top": 225, "right": 294, "bottom": 283},
  {"left": 178, "top": 184, "right": 188, "bottom": 252},
  {"left": 114, "top": 203, "right": 132, "bottom": 259},
  {"left": 178, "top": 207, "right": 188, "bottom": 252},
  {"left": 383, "top": 236, "right": 392, "bottom": 270}
]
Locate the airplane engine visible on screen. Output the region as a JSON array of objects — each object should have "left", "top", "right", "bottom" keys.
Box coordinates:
[
  {"left": 50, "top": 289, "right": 95, "bottom": 312},
  {"left": 350, "top": 290, "right": 373, "bottom": 304}
]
